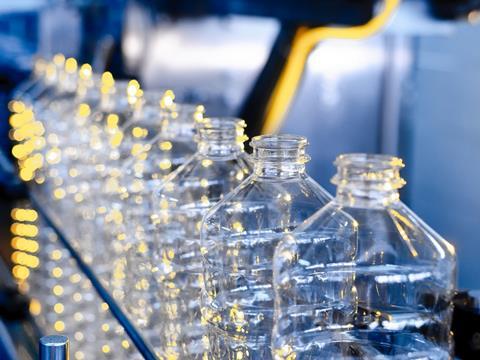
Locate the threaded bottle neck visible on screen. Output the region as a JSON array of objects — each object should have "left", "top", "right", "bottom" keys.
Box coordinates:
[
  {"left": 332, "top": 153, "right": 406, "bottom": 208},
  {"left": 196, "top": 117, "right": 247, "bottom": 158},
  {"left": 251, "top": 134, "right": 309, "bottom": 179},
  {"left": 160, "top": 103, "right": 204, "bottom": 139}
]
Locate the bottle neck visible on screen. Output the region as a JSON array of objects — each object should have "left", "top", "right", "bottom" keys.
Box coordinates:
[
  {"left": 332, "top": 153, "right": 405, "bottom": 208},
  {"left": 196, "top": 118, "right": 247, "bottom": 158},
  {"left": 253, "top": 160, "right": 306, "bottom": 178},
  {"left": 251, "top": 134, "right": 309, "bottom": 179},
  {"left": 335, "top": 186, "right": 400, "bottom": 208},
  {"left": 160, "top": 104, "right": 204, "bottom": 140}
]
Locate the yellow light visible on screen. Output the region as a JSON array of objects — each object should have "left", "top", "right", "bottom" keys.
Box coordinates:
[
  {"left": 53, "top": 285, "right": 64, "bottom": 296},
  {"left": 12, "top": 265, "right": 30, "bottom": 280},
  {"left": 9, "top": 100, "right": 26, "bottom": 114},
  {"left": 29, "top": 298, "right": 41, "bottom": 316},
  {"left": 74, "top": 312, "right": 83, "bottom": 321},
  {"left": 65, "top": 57, "right": 78, "bottom": 73},
  {"left": 102, "top": 345, "right": 111, "bottom": 354},
  {"left": 101, "top": 323, "right": 110, "bottom": 332},
  {"left": 50, "top": 249, "right": 62, "bottom": 260},
  {"left": 77, "top": 103, "right": 91, "bottom": 118},
  {"left": 232, "top": 221, "right": 244, "bottom": 233},
  {"left": 137, "top": 241, "right": 148, "bottom": 254},
  {"left": 201, "top": 159, "right": 213, "bottom": 167},
  {"left": 52, "top": 267, "right": 63, "bottom": 278},
  {"left": 101, "top": 71, "right": 115, "bottom": 87},
  {"left": 11, "top": 237, "right": 39, "bottom": 253},
  {"left": 10, "top": 223, "right": 38, "bottom": 237},
  {"left": 22, "top": 155, "right": 43, "bottom": 171},
  {"left": 159, "top": 159, "right": 173, "bottom": 171},
  {"left": 53, "top": 53, "right": 65, "bottom": 66},
  {"left": 110, "top": 131, "right": 123, "bottom": 148},
  {"left": 131, "top": 143, "right": 144, "bottom": 157},
  {"left": 74, "top": 351, "right": 84, "bottom": 360},
  {"left": 53, "top": 188, "right": 66, "bottom": 200},
  {"left": 54, "top": 320, "right": 65, "bottom": 332},
  {"left": 132, "top": 126, "right": 147, "bottom": 138},
  {"left": 11, "top": 208, "right": 38, "bottom": 222},
  {"left": 101, "top": 302, "right": 109, "bottom": 311},
  {"left": 69, "top": 273, "right": 81, "bottom": 283},
  {"left": 200, "top": 179, "right": 209, "bottom": 188},
  {"left": 127, "top": 79, "right": 140, "bottom": 97},
  {"left": 9, "top": 110, "right": 34, "bottom": 128},
  {"left": 79, "top": 63, "right": 92, "bottom": 80},
  {"left": 54, "top": 303, "right": 64, "bottom": 314},
  {"left": 194, "top": 106, "right": 205, "bottom": 122},
  {"left": 19, "top": 168, "right": 34, "bottom": 182},
  {"left": 121, "top": 340, "right": 130, "bottom": 349},
  {"left": 73, "top": 292, "right": 82, "bottom": 302},
  {"left": 160, "top": 90, "right": 175, "bottom": 108},
  {"left": 106, "top": 113, "right": 119, "bottom": 129},
  {"left": 68, "top": 168, "right": 78, "bottom": 177},
  {"left": 159, "top": 141, "right": 172, "bottom": 151}
]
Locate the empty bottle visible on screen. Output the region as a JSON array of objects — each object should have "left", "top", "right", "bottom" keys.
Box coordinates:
[
  {"left": 143, "top": 117, "right": 251, "bottom": 357},
  {"left": 201, "top": 134, "right": 331, "bottom": 359},
  {"left": 272, "top": 153, "right": 456, "bottom": 360},
  {"left": 106, "top": 101, "right": 203, "bottom": 313}
]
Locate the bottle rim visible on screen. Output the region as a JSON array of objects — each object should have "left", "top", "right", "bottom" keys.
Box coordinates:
[
  {"left": 334, "top": 153, "right": 404, "bottom": 170},
  {"left": 250, "top": 134, "right": 307, "bottom": 150}
]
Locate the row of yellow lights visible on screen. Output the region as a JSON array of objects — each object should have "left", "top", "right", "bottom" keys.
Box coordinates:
[
  {"left": 9, "top": 101, "right": 44, "bottom": 181},
  {"left": 11, "top": 205, "right": 131, "bottom": 357},
  {"left": 10, "top": 207, "right": 39, "bottom": 282},
  {"left": 9, "top": 56, "right": 95, "bottom": 183}
]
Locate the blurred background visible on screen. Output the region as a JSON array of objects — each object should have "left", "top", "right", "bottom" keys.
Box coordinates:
[{"left": 1, "top": 0, "right": 480, "bottom": 357}]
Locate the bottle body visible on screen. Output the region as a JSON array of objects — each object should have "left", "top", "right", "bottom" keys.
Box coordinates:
[
  {"left": 272, "top": 154, "right": 456, "bottom": 360},
  {"left": 148, "top": 118, "right": 251, "bottom": 358},
  {"left": 106, "top": 103, "right": 202, "bottom": 322},
  {"left": 202, "top": 135, "right": 331, "bottom": 359}
]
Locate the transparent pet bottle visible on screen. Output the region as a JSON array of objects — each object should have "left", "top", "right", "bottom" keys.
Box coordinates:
[
  {"left": 51, "top": 78, "right": 144, "bottom": 257},
  {"left": 144, "top": 117, "right": 251, "bottom": 357},
  {"left": 103, "top": 102, "right": 203, "bottom": 301},
  {"left": 272, "top": 153, "right": 456, "bottom": 360},
  {"left": 201, "top": 134, "right": 331, "bottom": 359}
]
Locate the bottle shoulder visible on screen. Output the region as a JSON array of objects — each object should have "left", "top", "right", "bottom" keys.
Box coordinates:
[
  {"left": 152, "top": 153, "right": 252, "bottom": 206},
  {"left": 202, "top": 174, "right": 331, "bottom": 236},
  {"left": 292, "top": 200, "right": 456, "bottom": 265}
]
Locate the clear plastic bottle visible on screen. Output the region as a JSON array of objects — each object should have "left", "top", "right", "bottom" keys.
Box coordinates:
[
  {"left": 201, "top": 134, "right": 331, "bottom": 359},
  {"left": 146, "top": 117, "right": 252, "bottom": 357},
  {"left": 272, "top": 153, "right": 456, "bottom": 360},
  {"left": 104, "top": 102, "right": 203, "bottom": 305}
]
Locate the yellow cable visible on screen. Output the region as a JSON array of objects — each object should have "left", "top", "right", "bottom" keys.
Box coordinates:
[{"left": 262, "top": 0, "right": 401, "bottom": 134}]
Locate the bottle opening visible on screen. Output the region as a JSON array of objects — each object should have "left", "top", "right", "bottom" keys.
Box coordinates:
[
  {"left": 250, "top": 134, "right": 310, "bottom": 163},
  {"left": 196, "top": 117, "right": 247, "bottom": 156},
  {"left": 332, "top": 153, "right": 406, "bottom": 191}
]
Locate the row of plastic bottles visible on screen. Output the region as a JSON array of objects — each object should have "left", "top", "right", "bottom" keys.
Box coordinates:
[{"left": 10, "top": 55, "right": 456, "bottom": 360}]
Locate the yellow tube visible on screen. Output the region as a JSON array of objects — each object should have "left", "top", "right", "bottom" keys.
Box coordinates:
[{"left": 262, "top": 0, "right": 401, "bottom": 134}]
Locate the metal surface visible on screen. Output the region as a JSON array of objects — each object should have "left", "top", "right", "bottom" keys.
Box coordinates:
[
  {"left": 399, "top": 22, "right": 480, "bottom": 289},
  {"left": 280, "top": 35, "right": 390, "bottom": 193},
  {"left": 137, "top": 16, "right": 279, "bottom": 116},
  {"left": 39, "top": 335, "right": 69, "bottom": 360}
]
